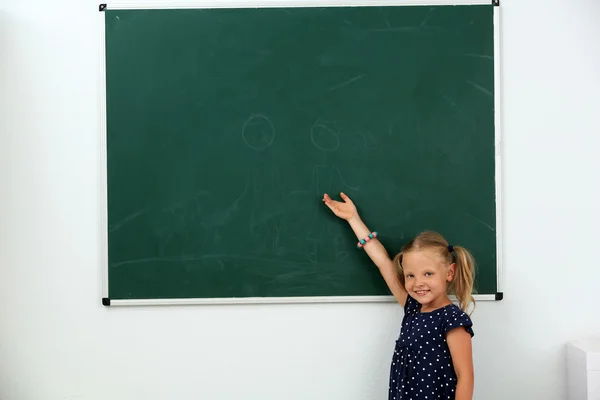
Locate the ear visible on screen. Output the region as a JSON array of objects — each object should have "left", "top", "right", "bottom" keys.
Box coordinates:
[{"left": 447, "top": 263, "right": 456, "bottom": 282}]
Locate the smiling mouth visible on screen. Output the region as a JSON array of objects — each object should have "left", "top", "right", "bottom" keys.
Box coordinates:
[{"left": 415, "top": 290, "right": 429, "bottom": 296}]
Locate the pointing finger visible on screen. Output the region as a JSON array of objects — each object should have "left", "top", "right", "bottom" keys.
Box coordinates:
[{"left": 324, "top": 201, "right": 337, "bottom": 213}]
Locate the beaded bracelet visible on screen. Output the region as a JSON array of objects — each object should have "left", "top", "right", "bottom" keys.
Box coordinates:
[{"left": 357, "top": 232, "right": 378, "bottom": 248}]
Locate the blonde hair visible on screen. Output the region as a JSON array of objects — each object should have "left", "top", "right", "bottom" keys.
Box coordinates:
[{"left": 392, "top": 231, "right": 476, "bottom": 314}]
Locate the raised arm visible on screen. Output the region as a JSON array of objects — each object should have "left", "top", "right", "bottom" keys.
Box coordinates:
[{"left": 323, "top": 193, "right": 408, "bottom": 306}]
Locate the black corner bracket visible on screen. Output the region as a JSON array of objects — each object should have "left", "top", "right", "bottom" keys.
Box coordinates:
[
  {"left": 102, "top": 297, "right": 111, "bottom": 306},
  {"left": 99, "top": 4, "right": 107, "bottom": 12},
  {"left": 493, "top": 0, "right": 500, "bottom": 6},
  {"left": 495, "top": 292, "right": 504, "bottom": 301}
]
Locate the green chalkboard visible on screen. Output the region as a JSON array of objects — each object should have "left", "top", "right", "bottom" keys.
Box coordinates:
[{"left": 102, "top": 4, "right": 500, "bottom": 304}]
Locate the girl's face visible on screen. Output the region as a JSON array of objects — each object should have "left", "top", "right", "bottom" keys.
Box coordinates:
[{"left": 402, "top": 249, "right": 455, "bottom": 310}]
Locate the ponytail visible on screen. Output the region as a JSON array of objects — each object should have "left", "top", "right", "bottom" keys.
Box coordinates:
[
  {"left": 393, "top": 252, "right": 405, "bottom": 287},
  {"left": 450, "top": 245, "right": 476, "bottom": 314}
]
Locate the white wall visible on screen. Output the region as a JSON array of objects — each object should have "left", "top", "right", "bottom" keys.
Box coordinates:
[{"left": 1, "top": 0, "right": 600, "bottom": 399}]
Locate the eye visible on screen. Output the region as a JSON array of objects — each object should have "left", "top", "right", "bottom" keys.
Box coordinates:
[
  {"left": 406, "top": 274, "right": 414, "bottom": 279},
  {"left": 425, "top": 272, "right": 433, "bottom": 277}
]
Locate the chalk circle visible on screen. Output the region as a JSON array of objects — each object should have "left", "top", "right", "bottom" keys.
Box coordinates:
[
  {"left": 242, "top": 114, "right": 275, "bottom": 151},
  {"left": 310, "top": 121, "right": 340, "bottom": 152}
]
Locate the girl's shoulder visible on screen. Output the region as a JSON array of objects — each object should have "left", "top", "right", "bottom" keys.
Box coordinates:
[{"left": 440, "top": 303, "right": 475, "bottom": 338}]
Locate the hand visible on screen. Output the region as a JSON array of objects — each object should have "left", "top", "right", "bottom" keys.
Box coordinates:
[{"left": 322, "top": 192, "right": 358, "bottom": 221}]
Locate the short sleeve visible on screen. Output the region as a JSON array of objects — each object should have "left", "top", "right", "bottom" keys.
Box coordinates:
[
  {"left": 403, "top": 294, "right": 420, "bottom": 315},
  {"left": 442, "top": 307, "right": 474, "bottom": 338}
]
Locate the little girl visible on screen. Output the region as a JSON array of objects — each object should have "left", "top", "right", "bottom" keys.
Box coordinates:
[{"left": 323, "top": 192, "right": 476, "bottom": 400}]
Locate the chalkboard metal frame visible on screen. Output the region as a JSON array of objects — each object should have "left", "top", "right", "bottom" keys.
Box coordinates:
[{"left": 99, "top": 0, "right": 503, "bottom": 306}]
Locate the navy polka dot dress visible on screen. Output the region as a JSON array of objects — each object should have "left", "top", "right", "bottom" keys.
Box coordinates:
[{"left": 388, "top": 295, "right": 474, "bottom": 400}]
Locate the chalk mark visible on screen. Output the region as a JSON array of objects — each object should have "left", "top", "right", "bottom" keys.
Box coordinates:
[
  {"left": 111, "top": 253, "right": 344, "bottom": 268},
  {"left": 249, "top": 209, "right": 286, "bottom": 238},
  {"left": 441, "top": 94, "right": 457, "bottom": 108},
  {"left": 334, "top": 234, "right": 349, "bottom": 263},
  {"left": 310, "top": 120, "right": 340, "bottom": 152},
  {"left": 285, "top": 164, "right": 335, "bottom": 205},
  {"left": 242, "top": 114, "right": 276, "bottom": 151},
  {"left": 371, "top": 26, "right": 457, "bottom": 33},
  {"left": 305, "top": 236, "right": 319, "bottom": 264},
  {"left": 327, "top": 74, "right": 366, "bottom": 92},
  {"left": 265, "top": 270, "right": 341, "bottom": 286},
  {"left": 463, "top": 213, "right": 495, "bottom": 231},
  {"left": 161, "top": 190, "right": 212, "bottom": 214},
  {"left": 372, "top": 26, "right": 419, "bottom": 33},
  {"left": 355, "top": 131, "right": 367, "bottom": 157},
  {"left": 200, "top": 179, "right": 249, "bottom": 229},
  {"left": 366, "top": 131, "right": 378, "bottom": 148},
  {"left": 271, "top": 221, "right": 281, "bottom": 252},
  {"left": 421, "top": 7, "right": 435, "bottom": 27},
  {"left": 335, "top": 165, "right": 360, "bottom": 191},
  {"left": 316, "top": 164, "right": 336, "bottom": 196},
  {"left": 462, "top": 53, "right": 493, "bottom": 60},
  {"left": 109, "top": 208, "right": 147, "bottom": 232},
  {"left": 466, "top": 80, "right": 493, "bottom": 97}
]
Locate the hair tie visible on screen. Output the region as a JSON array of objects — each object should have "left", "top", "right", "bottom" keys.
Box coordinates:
[{"left": 447, "top": 245, "right": 454, "bottom": 253}]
